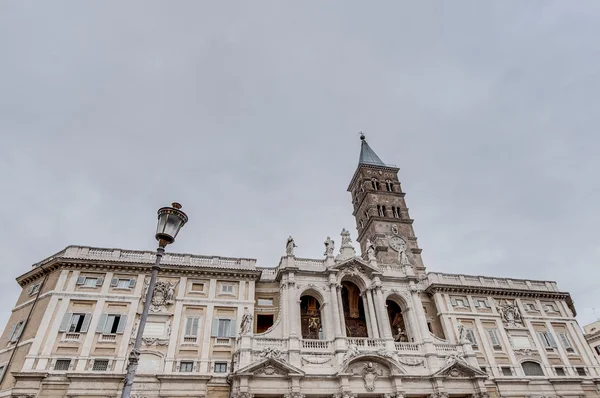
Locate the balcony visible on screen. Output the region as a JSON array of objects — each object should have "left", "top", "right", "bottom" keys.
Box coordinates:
[
  {"left": 301, "top": 340, "right": 331, "bottom": 351},
  {"left": 347, "top": 338, "right": 386, "bottom": 349},
  {"left": 98, "top": 334, "right": 116, "bottom": 342}
]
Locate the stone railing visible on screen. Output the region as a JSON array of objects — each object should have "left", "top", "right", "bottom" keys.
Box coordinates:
[
  {"left": 434, "top": 343, "right": 459, "bottom": 353},
  {"left": 33, "top": 245, "right": 257, "bottom": 271},
  {"left": 294, "top": 258, "right": 326, "bottom": 271},
  {"left": 394, "top": 342, "right": 420, "bottom": 352},
  {"left": 258, "top": 267, "right": 277, "bottom": 280},
  {"left": 253, "top": 338, "right": 288, "bottom": 350},
  {"left": 301, "top": 340, "right": 332, "bottom": 351},
  {"left": 347, "top": 338, "right": 386, "bottom": 349},
  {"left": 427, "top": 272, "right": 560, "bottom": 292}
]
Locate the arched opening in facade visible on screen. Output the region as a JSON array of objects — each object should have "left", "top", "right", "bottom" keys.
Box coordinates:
[
  {"left": 522, "top": 360, "right": 544, "bottom": 376},
  {"left": 386, "top": 299, "right": 409, "bottom": 342},
  {"left": 341, "top": 281, "right": 368, "bottom": 337},
  {"left": 300, "top": 295, "right": 323, "bottom": 340}
]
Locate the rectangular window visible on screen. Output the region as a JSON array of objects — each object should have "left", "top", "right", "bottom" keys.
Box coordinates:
[
  {"left": 111, "top": 278, "right": 136, "bottom": 289},
  {"left": 214, "top": 362, "right": 227, "bottom": 373},
  {"left": 501, "top": 366, "right": 512, "bottom": 376},
  {"left": 486, "top": 329, "right": 502, "bottom": 350},
  {"left": 180, "top": 361, "right": 194, "bottom": 372},
  {"left": 96, "top": 313, "right": 127, "bottom": 335},
  {"left": 595, "top": 346, "right": 600, "bottom": 355},
  {"left": 184, "top": 317, "right": 200, "bottom": 337},
  {"left": 217, "top": 319, "right": 231, "bottom": 337},
  {"left": 475, "top": 299, "right": 489, "bottom": 308},
  {"left": 190, "top": 282, "right": 205, "bottom": 292},
  {"left": 54, "top": 359, "right": 71, "bottom": 371},
  {"left": 576, "top": 367, "right": 587, "bottom": 376},
  {"left": 220, "top": 284, "right": 234, "bottom": 295},
  {"left": 558, "top": 332, "right": 574, "bottom": 353},
  {"left": 454, "top": 298, "right": 467, "bottom": 307},
  {"left": 465, "top": 328, "right": 477, "bottom": 349},
  {"left": 545, "top": 304, "right": 557, "bottom": 312},
  {"left": 257, "top": 298, "right": 273, "bottom": 306},
  {"left": 538, "top": 331, "right": 558, "bottom": 350},
  {"left": 92, "top": 359, "right": 109, "bottom": 371},
  {"left": 526, "top": 303, "right": 537, "bottom": 311},
  {"left": 8, "top": 320, "right": 25, "bottom": 342},
  {"left": 76, "top": 276, "right": 104, "bottom": 288},
  {"left": 68, "top": 313, "right": 86, "bottom": 333},
  {"left": 555, "top": 367, "right": 566, "bottom": 376},
  {"left": 28, "top": 283, "right": 41, "bottom": 295},
  {"left": 480, "top": 366, "right": 487, "bottom": 374}
]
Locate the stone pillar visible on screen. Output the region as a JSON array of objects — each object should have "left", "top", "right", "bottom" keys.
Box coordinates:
[
  {"left": 365, "top": 289, "right": 380, "bottom": 338},
  {"left": 337, "top": 285, "right": 347, "bottom": 336},
  {"left": 374, "top": 285, "right": 393, "bottom": 339},
  {"left": 288, "top": 273, "right": 298, "bottom": 337},
  {"left": 362, "top": 294, "right": 373, "bottom": 337},
  {"left": 329, "top": 281, "right": 343, "bottom": 337},
  {"left": 409, "top": 281, "right": 431, "bottom": 343}
]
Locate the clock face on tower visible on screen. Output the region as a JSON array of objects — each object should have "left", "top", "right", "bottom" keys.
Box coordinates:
[{"left": 388, "top": 236, "right": 406, "bottom": 252}]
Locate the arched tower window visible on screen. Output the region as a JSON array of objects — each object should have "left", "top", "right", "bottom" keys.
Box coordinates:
[
  {"left": 371, "top": 178, "right": 380, "bottom": 190},
  {"left": 385, "top": 180, "right": 394, "bottom": 192},
  {"left": 522, "top": 361, "right": 544, "bottom": 376},
  {"left": 377, "top": 205, "right": 386, "bottom": 217},
  {"left": 392, "top": 207, "right": 401, "bottom": 218}
]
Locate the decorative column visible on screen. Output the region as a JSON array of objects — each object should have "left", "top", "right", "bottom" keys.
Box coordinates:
[
  {"left": 288, "top": 273, "right": 298, "bottom": 337},
  {"left": 372, "top": 277, "right": 393, "bottom": 339},
  {"left": 328, "top": 280, "right": 342, "bottom": 337},
  {"left": 409, "top": 281, "right": 431, "bottom": 342},
  {"left": 337, "top": 285, "right": 347, "bottom": 336},
  {"left": 361, "top": 294, "right": 373, "bottom": 337},
  {"left": 365, "top": 289, "right": 380, "bottom": 338}
]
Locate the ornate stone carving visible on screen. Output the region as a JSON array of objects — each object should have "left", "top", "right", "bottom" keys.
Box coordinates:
[
  {"left": 129, "top": 321, "right": 171, "bottom": 346},
  {"left": 361, "top": 362, "right": 382, "bottom": 392},
  {"left": 142, "top": 279, "right": 177, "bottom": 312},
  {"left": 343, "top": 343, "right": 361, "bottom": 361},
  {"left": 231, "top": 392, "right": 253, "bottom": 398},
  {"left": 301, "top": 355, "right": 333, "bottom": 365},
  {"left": 514, "top": 348, "right": 538, "bottom": 356},
  {"left": 495, "top": 299, "right": 523, "bottom": 326},
  {"left": 391, "top": 224, "right": 399, "bottom": 235},
  {"left": 333, "top": 391, "right": 357, "bottom": 398},
  {"left": 284, "top": 393, "right": 305, "bottom": 398},
  {"left": 445, "top": 353, "right": 467, "bottom": 365},
  {"left": 286, "top": 236, "right": 297, "bottom": 256},
  {"left": 397, "top": 356, "right": 425, "bottom": 366},
  {"left": 258, "top": 347, "right": 285, "bottom": 361},
  {"left": 255, "top": 364, "right": 282, "bottom": 376},
  {"left": 239, "top": 307, "right": 253, "bottom": 335},
  {"left": 324, "top": 236, "right": 335, "bottom": 256}
]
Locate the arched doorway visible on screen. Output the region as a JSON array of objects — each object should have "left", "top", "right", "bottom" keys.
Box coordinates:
[
  {"left": 300, "top": 295, "right": 323, "bottom": 339},
  {"left": 386, "top": 299, "right": 409, "bottom": 342},
  {"left": 341, "top": 281, "right": 368, "bottom": 337}
]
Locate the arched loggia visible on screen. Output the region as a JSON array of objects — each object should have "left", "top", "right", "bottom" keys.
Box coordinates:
[
  {"left": 300, "top": 295, "right": 323, "bottom": 340},
  {"left": 341, "top": 281, "right": 369, "bottom": 337},
  {"left": 386, "top": 295, "right": 412, "bottom": 342}
]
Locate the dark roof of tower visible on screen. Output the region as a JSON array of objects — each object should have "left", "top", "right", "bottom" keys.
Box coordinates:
[{"left": 358, "top": 133, "right": 386, "bottom": 166}]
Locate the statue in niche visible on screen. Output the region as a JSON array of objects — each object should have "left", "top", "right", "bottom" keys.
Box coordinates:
[
  {"left": 240, "top": 307, "right": 253, "bottom": 335},
  {"left": 394, "top": 327, "right": 407, "bottom": 342},
  {"left": 366, "top": 238, "right": 376, "bottom": 261},
  {"left": 286, "top": 236, "right": 297, "bottom": 256},
  {"left": 324, "top": 236, "right": 335, "bottom": 256}
]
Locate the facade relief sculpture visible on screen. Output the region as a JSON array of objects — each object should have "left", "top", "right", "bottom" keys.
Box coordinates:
[
  {"left": 142, "top": 279, "right": 178, "bottom": 313},
  {"left": 495, "top": 299, "right": 523, "bottom": 327},
  {"left": 240, "top": 307, "right": 253, "bottom": 335}
]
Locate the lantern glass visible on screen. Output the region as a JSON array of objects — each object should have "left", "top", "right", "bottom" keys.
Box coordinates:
[{"left": 155, "top": 204, "right": 188, "bottom": 245}]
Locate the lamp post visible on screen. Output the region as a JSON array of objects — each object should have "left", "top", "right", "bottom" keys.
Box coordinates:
[{"left": 121, "top": 203, "right": 188, "bottom": 398}]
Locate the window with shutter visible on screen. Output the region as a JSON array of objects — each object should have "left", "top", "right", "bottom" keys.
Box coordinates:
[
  {"left": 96, "top": 277, "right": 104, "bottom": 287},
  {"left": 185, "top": 317, "right": 199, "bottom": 337},
  {"left": 487, "top": 329, "right": 502, "bottom": 350},
  {"left": 83, "top": 278, "right": 98, "bottom": 287},
  {"left": 116, "top": 315, "right": 127, "bottom": 334},
  {"left": 96, "top": 314, "right": 108, "bottom": 333},
  {"left": 58, "top": 313, "right": 73, "bottom": 333},
  {"left": 76, "top": 276, "right": 86, "bottom": 285},
  {"left": 8, "top": 320, "right": 25, "bottom": 342},
  {"left": 558, "top": 332, "right": 574, "bottom": 352},
  {"left": 110, "top": 278, "right": 118, "bottom": 287},
  {"left": 216, "top": 319, "right": 231, "bottom": 337}
]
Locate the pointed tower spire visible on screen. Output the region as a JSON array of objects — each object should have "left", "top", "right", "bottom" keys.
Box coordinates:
[{"left": 358, "top": 133, "right": 386, "bottom": 166}]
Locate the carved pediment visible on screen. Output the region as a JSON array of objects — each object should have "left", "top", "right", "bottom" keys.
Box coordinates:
[
  {"left": 329, "top": 257, "right": 380, "bottom": 276},
  {"left": 236, "top": 357, "right": 304, "bottom": 377},
  {"left": 433, "top": 359, "right": 487, "bottom": 379}
]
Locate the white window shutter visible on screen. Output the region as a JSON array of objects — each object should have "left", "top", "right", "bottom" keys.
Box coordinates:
[
  {"left": 116, "top": 315, "right": 127, "bottom": 334},
  {"left": 96, "top": 277, "right": 104, "bottom": 287},
  {"left": 451, "top": 298, "right": 457, "bottom": 306},
  {"left": 184, "top": 318, "right": 192, "bottom": 336},
  {"left": 474, "top": 300, "right": 480, "bottom": 308},
  {"left": 110, "top": 278, "right": 118, "bottom": 287},
  {"left": 58, "top": 313, "right": 72, "bottom": 333},
  {"left": 229, "top": 318, "right": 237, "bottom": 337},
  {"left": 76, "top": 276, "right": 86, "bottom": 285},
  {"left": 104, "top": 315, "right": 115, "bottom": 334},
  {"left": 96, "top": 314, "right": 108, "bottom": 333},
  {"left": 27, "top": 285, "right": 34, "bottom": 294},
  {"left": 487, "top": 329, "right": 500, "bottom": 347},
  {"left": 547, "top": 332, "right": 558, "bottom": 348},
  {"left": 129, "top": 278, "right": 136, "bottom": 288},
  {"left": 211, "top": 319, "right": 219, "bottom": 337},
  {"left": 559, "top": 333, "right": 572, "bottom": 349},
  {"left": 192, "top": 317, "right": 199, "bottom": 336},
  {"left": 80, "top": 313, "right": 92, "bottom": 333},
  {"left": 7, "top": 323, "right": 17, "bottom": 342}
]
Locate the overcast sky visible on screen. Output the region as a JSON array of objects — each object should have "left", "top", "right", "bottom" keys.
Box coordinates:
[{"left": 1, "top": 1, "right": 600, "bottom": 331}]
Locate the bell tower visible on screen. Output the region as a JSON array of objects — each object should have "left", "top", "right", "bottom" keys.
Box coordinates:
[{"left": 347, "top": 134, "right": 426, "bottom": 275}]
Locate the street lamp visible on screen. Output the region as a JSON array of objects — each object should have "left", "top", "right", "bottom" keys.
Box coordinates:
[{"left": 122, "top": 202, "right": 188, "bottom": 398}]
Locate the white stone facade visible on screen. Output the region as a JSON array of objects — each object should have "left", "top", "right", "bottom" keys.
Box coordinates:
[{"left": 0, "top": 137, "right": 599, "bottom": 397}]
